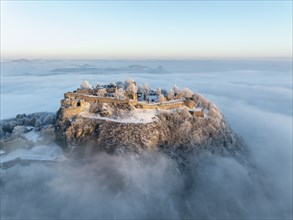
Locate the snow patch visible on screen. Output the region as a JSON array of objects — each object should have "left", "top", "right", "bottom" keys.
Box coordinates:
[
  {"left": 80, "top": 109, "right": 159, "bottom": 124},
  {"left": 0, "top": 144, "right": 65, "bottom": 164},
  {"left": 189, "top": 107, "right": 204, "bottom": 112},
  {"left": 23, "top": 130, "right": 41, "bottom": 142}
]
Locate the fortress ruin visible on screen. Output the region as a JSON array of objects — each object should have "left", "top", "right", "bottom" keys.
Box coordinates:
[{"left": 60, "top": 79, "right": 204, "bottom": 119}]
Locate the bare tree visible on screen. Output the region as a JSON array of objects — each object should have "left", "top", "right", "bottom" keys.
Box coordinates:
[{"left": 80, "top": 80, "right": 92, "bottom": 89}]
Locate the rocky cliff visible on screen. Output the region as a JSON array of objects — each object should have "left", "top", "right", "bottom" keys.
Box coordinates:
[
  {"left": 0, "top": 93, "right": 248, "bottom": 161},
  {"left": 55, "top": 94, "right": 247, "bottom": 158}
]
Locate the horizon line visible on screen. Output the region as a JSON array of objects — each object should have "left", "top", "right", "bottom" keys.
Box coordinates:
[{"left": 1, "top": 56, "right": 292, "bottom": 61}]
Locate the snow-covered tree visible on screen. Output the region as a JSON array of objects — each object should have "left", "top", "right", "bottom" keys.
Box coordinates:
[
  {"left": 156, "top": 88, "right": 162, "bottom": 95},
  {"left": 161, "top": 89, "right": 168, "bottom": 96},
  {"left": 158, "top": 94, "right": 165, "bottom": 103},
  {"left": 142, "top": 83, "right": 151, "bottom": 100},
  {"left": 167, "top": 89, "right": 174, "bottom": 100},
  {"left": 114, "top": 88, "right": 125, "bottom": 100},
  {"left": 97, "top": 88, "right": 107, "bottom": 97},
  {"left": 116, "top": 81, "right": 124, "bottom": 89},
  {"left": 95, "top": 82, "right": 102, "bottom": 88},
  {"left": 143, "top": 83, "right": 151, "bottom": 93},
  {"left": 180, "top": 88, "right": 194, "bottom": 98},
  {"left": 194, "top": 93, "right": 210, "bottom": 109},
  {"left": 80, "top": 80, "right": 92, "bottom": 89},
  {"left": 172, "top": 85, "right": 180, "bottom": 95},
  {"left": 124, "top": 78, "right": 135, "bottom": 88},
  {"left": 109, "top": 82, "right": 116, "bottom": 87},
  {"left": 137, "top": 84, "right": 144, "bottom": 93},
  {"left": 126, "top": 82, "right": 137, "bottom": 94}
]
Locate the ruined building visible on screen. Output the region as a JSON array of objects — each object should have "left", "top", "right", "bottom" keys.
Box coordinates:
[{"left": 60, "top": 80, "right": 204, "bottom": 119}]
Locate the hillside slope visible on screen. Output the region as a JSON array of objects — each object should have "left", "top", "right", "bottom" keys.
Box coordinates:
[{"left": 55, "top": 93, "right": 247, "bottom": 157}]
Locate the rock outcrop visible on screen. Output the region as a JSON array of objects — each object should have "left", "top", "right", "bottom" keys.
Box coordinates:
[
  {"left": 1, "top": 94, "right": 248, "bottom": 160},
  {"left": 55, "top": 94, "right": 247, "bottom": 157}
]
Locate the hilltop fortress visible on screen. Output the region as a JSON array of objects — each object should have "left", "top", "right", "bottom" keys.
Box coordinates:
[
  {"left": 60, "top": 79, "right": 204, "bottom": 120},
  {"left": 1, "top": 78, "right": 247, "bottom": 162},
  {"left": 53, "top": 78, "right": 247, "bottom": 154}
]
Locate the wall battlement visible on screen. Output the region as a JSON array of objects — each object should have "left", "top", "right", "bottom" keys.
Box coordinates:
[
  {"left": 63, "top": 92, "right": 187, "bottom": 111},
  {"left": 60, "top": 88, "right": 199, "bottom": 118},
  {"left": 61, "top": 107, "right": 84, "bottom": 118},
  {"left": 65, "top": 92, "right": 130, "bottom": 104},
  {"left": 61, "top": 81, "right": 203, "bottom": 118},
  {"left": 133, "top": 101, "right": 185, "bottom": 110}
]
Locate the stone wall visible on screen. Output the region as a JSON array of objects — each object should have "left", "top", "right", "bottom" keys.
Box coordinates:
[
  {"left": 65, "top": 93, "right": 130, "bottom": 104},
  {"left": 65, "top": 92, "right": 188, "bottom": 110},
  {"left": 62, "top": 92, "right": 194, "bottom": 118},
  {"left": 76, "top": 89, "right": 91, "bottom": 95},
  {"left": 189, "top": 110, "right": 204, "bottom": 117},
  {"left": 61, "top": 107, "right": 84, "bottom": 118},
  {"left": 132, "top": 101, "right": 185, "bottom": 110},
  {"left": 184, "top": 100, "right": 196, "bottom": 108}
]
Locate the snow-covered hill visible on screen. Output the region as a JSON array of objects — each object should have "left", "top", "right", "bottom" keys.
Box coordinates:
[{"left": 55, "top": 93, "right": 247, "bottom": 158}]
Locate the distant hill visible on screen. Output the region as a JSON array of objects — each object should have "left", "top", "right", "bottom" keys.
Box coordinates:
[{"left": 51, "top": 65, "right": 168, "bottom": 74}]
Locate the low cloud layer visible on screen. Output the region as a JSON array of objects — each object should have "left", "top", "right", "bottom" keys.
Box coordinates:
[
  {"left": 1, "top": 59, "right": 292, "bottom": 219},
  {"left": 2, "top": 150, "right": 291, "bottom": 219}
]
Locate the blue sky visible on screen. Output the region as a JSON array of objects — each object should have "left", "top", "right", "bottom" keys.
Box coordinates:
[{"left": 1, "top": 1, "right": 292, "bottom": 59}]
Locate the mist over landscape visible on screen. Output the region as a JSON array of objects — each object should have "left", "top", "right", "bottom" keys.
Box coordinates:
[
  {"left": 1, "top": 0, "right": 292, "bottom": 218},
  {"left": 1, "top": 59, "right": 292, "bottom": 219}
]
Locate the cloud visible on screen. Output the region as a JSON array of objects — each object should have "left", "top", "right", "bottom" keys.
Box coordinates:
[
  {"left": 1, "top": 149, "right": 291, "bottom": 219},
  {"left": 1, "top": 59, "right": 292, "bottom": 219}
]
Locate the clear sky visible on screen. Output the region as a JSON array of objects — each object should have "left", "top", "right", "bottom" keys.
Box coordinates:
[{"left": 1, "top": 1, "right": 292, "bottom": 59}]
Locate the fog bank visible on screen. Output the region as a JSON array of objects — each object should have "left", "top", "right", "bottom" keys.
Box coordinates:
[{"left": 1, "top": 59, "right": 292, "bottom": 219}]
